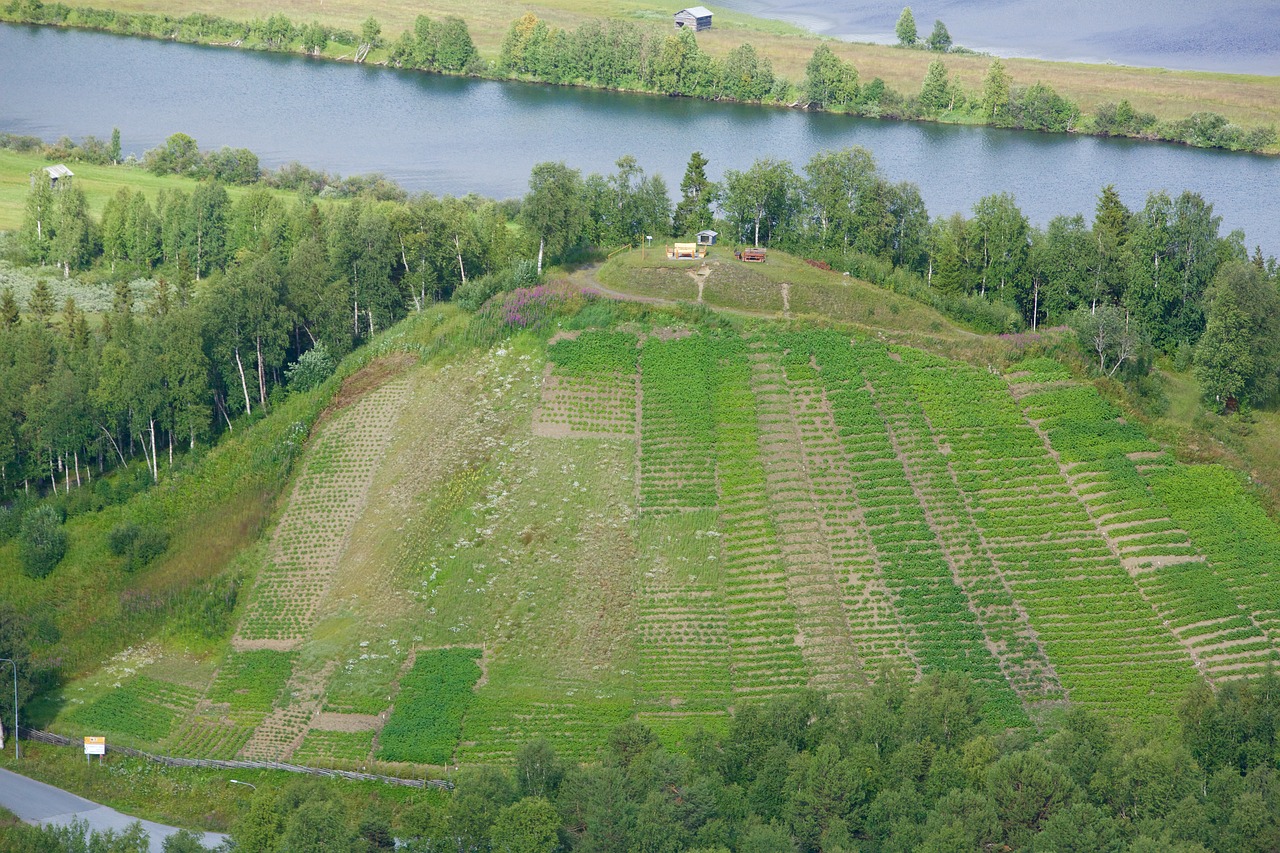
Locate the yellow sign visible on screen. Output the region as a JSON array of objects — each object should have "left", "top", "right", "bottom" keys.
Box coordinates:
[{"left": 84, "top": 736, "right": 106, "bottom": 755}]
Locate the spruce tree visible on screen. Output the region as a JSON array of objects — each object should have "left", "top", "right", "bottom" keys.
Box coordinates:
[
  {"left": 673, "top": 151, "right": 714, "bottom": 237},
  {"left": 27, "top": 279, "right": 55, "bottom": 326}
]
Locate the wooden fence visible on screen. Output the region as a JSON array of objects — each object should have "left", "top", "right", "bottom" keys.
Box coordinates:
[{"left": 18, "top": 727, "right": 452, "bottom": 789}]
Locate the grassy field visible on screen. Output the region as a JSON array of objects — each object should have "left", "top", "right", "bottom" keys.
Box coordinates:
[
  {"left": 20, "top": 0, "right": 1280, "bottom": 131},
  {"left": 23, "top": 256, "right": 1280, "bottom": 779},
  {"left": 0, "top": 150, "right": 298, "bottom": 232}
]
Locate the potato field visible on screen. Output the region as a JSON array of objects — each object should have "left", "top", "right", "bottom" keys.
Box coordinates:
[{"left": 47, "top": 323, "right": 1280, "bottom": 769}]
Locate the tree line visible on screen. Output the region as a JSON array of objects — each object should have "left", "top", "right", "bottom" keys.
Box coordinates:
[
  {"left": 2, "top": 0, "right": 1276, "bottom": 152},
  {"left": 4, "top": 135, "right": 1278, "bottom": 516}
]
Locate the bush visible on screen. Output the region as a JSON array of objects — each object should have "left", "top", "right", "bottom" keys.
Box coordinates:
[
  {"left": 1173, "top": 340, "right": 1195, "bottom": 372},
  {"left": 19, "top": 505, "right": 67, "bottom": 579},
  {"left": 454, "top": 259, "right": 541, "bottom": 311},
  {"left": 128, "top": 525, "right": 170, "bottom": 571},
  {"left": 285, "top": 343, "right": 336, "bottom": 393},
  {"left": 108, "top": 520, "right": 140, "bottom": 556},
  {"left": 107, "top": 520, "right": 170, "bottom": 570}
]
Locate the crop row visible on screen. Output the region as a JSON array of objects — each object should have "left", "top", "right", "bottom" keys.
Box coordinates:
[
  {"left": 546, "top": 330, "right": 639, "bottom": 375},
  {"left": 1022, "top": 383, "right": 1276, "bottom": 679},
  {"left": 238, "top": 379, "right": 407, "bottom": 641},
  {"left": 788, "top": 331, "right": 1026, "bottom": 727},
  {"left": 294, "top": 729, "right": 376, "bottom": 762},
  {"left": 457, "top": 690, "right": 633, "bottom": 764},
  {"left": 711, "top": 334, "right": 810, "bottom": 698},
  {"left": 1150, "top": 465, "right": 1280, "bottom": 642},
  {"left": 852, "top": 342, "right": 1065, "bottom": 709},
  {"left": 907, "top": 352, "right": 1197, "bottom": 718},
  {"left": 639, "top": 336, "right": 718, "bottom": 512}
]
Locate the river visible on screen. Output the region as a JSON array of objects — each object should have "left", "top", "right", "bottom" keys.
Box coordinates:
[
  {"left": 2, "top": 24, "right": 1278, "bottom": 252},
  {"left": 715, "top": 0, "right": 1280, "bottom": 75}
]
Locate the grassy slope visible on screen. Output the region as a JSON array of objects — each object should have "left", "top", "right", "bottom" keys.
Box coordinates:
[
  {"left": 0, "top": 150, "right": 298, "bottom": 232},
  {"left": 22, "top": 255, "right": 1280, "bottom": 792},
  {"left": 26, "top": 0, "right": 1280, "bottom": 131}
]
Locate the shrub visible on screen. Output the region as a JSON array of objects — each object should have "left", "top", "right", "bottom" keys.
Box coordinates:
[
  {"left": 285, "top": 343, "right": 336, "bottom": 393},
  {"left": 108, "top": 520, "right": 170, "bottom": 570},
  {"left": 108, "top": 520, "right": 141, "bottom": 556},
  {"left": 19, "top": 504, "right": 67, "bottom": 579},
  {"left": 128, "top": 525, "right": 170, "bottom": 571},
  {"left": 454, "top": 259, "right": 540, "bottom": 311}
]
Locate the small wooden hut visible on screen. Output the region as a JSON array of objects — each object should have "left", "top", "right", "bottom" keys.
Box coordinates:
[
  {"left": 696, "top": 230, "right": 718, "bottom": 246},
  {"left": 39, "top": 164, "right": 74, "bottom": 189},
  {"left": 674, "top": 7, "right": 713, "bottom": 31}
]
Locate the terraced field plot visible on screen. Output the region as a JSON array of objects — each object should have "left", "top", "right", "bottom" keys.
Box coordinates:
[{"left": 55, "top": 324, "right": 1280, "bottom": 766}]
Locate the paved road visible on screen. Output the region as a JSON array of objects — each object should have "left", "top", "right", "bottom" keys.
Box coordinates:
[{"left": 0, "top": 767, "right": 227, "bottom": 851}]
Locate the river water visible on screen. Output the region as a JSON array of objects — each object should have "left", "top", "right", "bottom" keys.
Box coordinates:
[
  {"left": 2, "top": 25, "right": 1278, "bottom": 252},
  {"left": 716, "top": 0, "right": 1280, "bottom": 75}
]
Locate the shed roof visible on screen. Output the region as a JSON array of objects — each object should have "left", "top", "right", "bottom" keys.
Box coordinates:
[
  {"left": 696, "top": 230, "right": 718, "bottom": 237},
  {"left": 678, "top": 7, "right": 713, "bottom": 17},
  {"left": 43, "top": 164, "right": 74, "bottom": 179}
]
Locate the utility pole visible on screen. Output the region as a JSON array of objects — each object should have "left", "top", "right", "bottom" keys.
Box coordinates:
[{"left": 0, "top": 659, "right": 17, "bottom": 760}]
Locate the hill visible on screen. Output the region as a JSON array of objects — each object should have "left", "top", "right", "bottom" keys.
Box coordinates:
[{"left": 32, "top": 268, "right": 1280, "bottom": 773}]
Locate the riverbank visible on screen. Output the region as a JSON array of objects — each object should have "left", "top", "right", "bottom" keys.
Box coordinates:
[{"left": 2, "top": 4, "right": 1278, "bottom": 154}]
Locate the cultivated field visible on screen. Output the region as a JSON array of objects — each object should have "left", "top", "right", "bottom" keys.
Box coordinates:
[{"left": 47, "top": 315, "right": 1280, "bottom": 766}]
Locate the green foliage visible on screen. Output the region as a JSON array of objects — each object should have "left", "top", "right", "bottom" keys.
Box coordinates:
[
  {"left": 376, "top": 648, "right": 482, "bottom": 764},
  {"left": 546, "top": 330, "right": 637, "bottom": 375},
  {"left": 285, "top": 343, "right": 335, "bottom": 393},
  {"left": 1194, "top": 260, "right": 1280, "bottom": 408},
  {"left": 673, "top": 151, "right": 715, "bottom": 237},
  {"left": 804, "top": 45, "right": 859, "bottom": 110},
  {"left": 490, "top": 796, "right": 560, "bottom": 853},
  {"left": 927, "top": 19, "right": 952, "bottom": 52},
  {"left": 453, "top": 259, "right": 540, "bottom": 312},
  {"left": 18, "top": 503, "right": 66, "bottom": 578},
  {"left": 895, "top": 7, "right": 918, "bottom": 46},
  {"left": 106, "top": 520, "right": 170, "bottom": 570}
]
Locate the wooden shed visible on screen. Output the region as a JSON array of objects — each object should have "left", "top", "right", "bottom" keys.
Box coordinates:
[
  {"left": 40, "top": 164, "right": 74, "bottom": 189},
  {"left": 674, "top": 6, "right": 713, "bottom": 31},
  {"left": 696, "top": 230, "right": 718, "bottom": 246}
]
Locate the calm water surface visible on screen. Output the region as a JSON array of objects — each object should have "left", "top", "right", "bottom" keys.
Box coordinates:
[
  {"left": 717, "top": 0, "right": 1280, "bottom": 74},
  {"left": 2, "top": 25, "right": 1277, "bottom": 251}
]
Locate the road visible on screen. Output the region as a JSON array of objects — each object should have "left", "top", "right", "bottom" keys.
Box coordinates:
[{"left": 0, "top": 767, "right": 228, "bottom": 851}]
